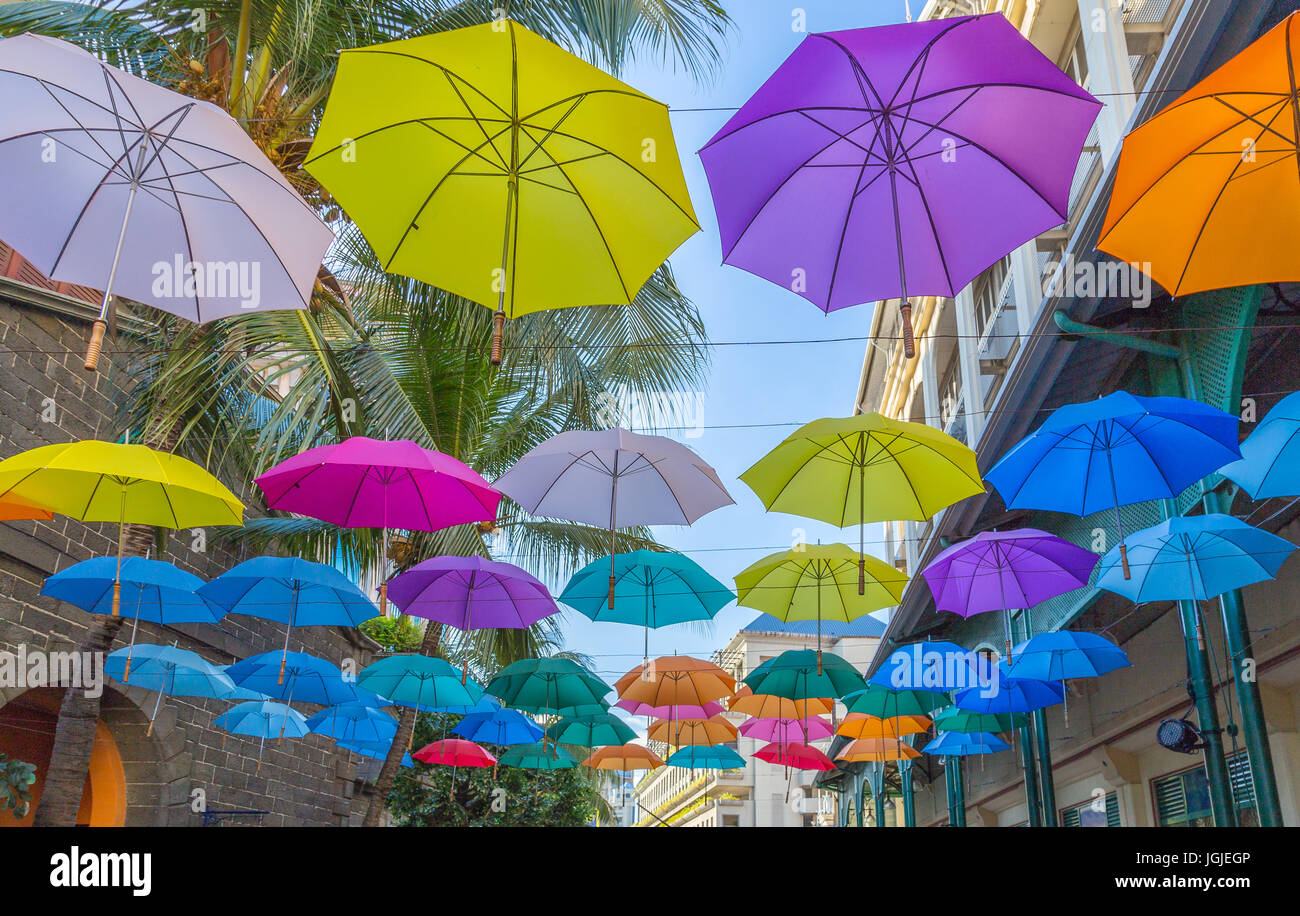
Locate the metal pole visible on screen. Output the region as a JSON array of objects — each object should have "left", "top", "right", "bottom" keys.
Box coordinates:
[
  {"left": 1019, "top": 723, "right": 1042, "bottom": 826},
  {"left": 900, "top": 759, "right": 915, "bottom": 827},
  {"left": 1032, "top": 709, "right": 1058, "bottom": 825},
  {"left": 944, "top": 758, "right": 956, "bottom": 825},
  {"left": 951, "top": 756, "right": 966, "bottom": 826}
]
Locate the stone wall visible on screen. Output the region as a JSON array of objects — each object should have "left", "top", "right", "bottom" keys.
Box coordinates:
[{"left": 0, "top": 283, "right": 379, "bottom": 826}]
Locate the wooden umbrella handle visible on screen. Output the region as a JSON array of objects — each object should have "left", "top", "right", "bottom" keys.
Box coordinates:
[
  {"left": 84, "top": 319, "right": 107, "bottom": 372},
  {"left": 1119, "top": 542, "right": 1131, "bottom": 580},
  {"left": 490, "top": 311, "right": 505, "bottom": 365},
  {"left": 900, "top": 302, "right": 916, "bottom": 359}
]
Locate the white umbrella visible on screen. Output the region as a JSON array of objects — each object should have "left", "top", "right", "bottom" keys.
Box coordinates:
[
  {"left": 0, "top": 34, "right": 333, "bottom": 369},
  {"left": 494, "top": 428, "right": 733, "bottom": 607}
]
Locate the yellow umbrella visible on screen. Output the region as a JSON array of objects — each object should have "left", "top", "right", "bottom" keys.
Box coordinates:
[
  {"left": 836, "top": 737, "right": 921, "bottom": 763},
  {"left": 835, "top": 713, "right": 931, "bottom": 740},
  {"left": 304, "top": 21, "right": 699, "bottom": 364},
  {"left": 0, "top": 440, "right": 244, "bottom": 614},
  {"left": 740, "top": 414, "right": 982, "bottom": 593}
]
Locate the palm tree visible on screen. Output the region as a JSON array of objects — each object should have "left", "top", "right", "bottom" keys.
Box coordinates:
[{"left": 1, "top": 0, "right": 729, "bottom": 826}]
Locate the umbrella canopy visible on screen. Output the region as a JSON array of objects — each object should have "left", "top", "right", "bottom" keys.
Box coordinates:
[
  {"left": 226, "top": 651, "right": 385, "bottom": 707},
  {"left": 836, "top": 737, "right": 920, "bottom": 763},
  {"left": 835, "top": 713, "right": 931, "bottom": 740},
  {"left": 647, "top": 715, "right": 738, "bottom": 747},
  {"left": 1098, "top": 12, "right": 1300, "bottom": 296},
  {"left": 306, "top": 704, "right": 399, "bottom": 744},
  {"left": 728, "top": 687, "right": 833, "bottom": 719},
  {"left": 617, "top": 699, "right": 726, "bottom": 720},
  {"left": 754, "top": 742, "right": 836, "bottom": 771},
  {"left": 1096, "top": 514, "right": 1296, "bottom": 602},
  {"left": 560, "top": 550, "right": 734, "bottom": 632},
  {"left": 986, "top": 392, "right": 1240, "bottom": 577},
  {"left": 1222, "top": 391, "right": 1300, "bottom": 498},
  {"left": 1006, "top": 632, "right": 1131, "bottom": 682},
  {"left": 0, "top": 34, "right": 332, "bottom": 367},
  {"left": 414, "top": 738, "right": 497, "bottom": 768},
  {"left": 498, "top": 742, "right": 578, "bottom": 770},
  {"left": 582, "top": 744, "right": 664, "bottom": 771},
  {"left": 868, "top": 640, "right": 992, "bottom": 693},
  {"left": 843, "top": 685, "right": 950, "bottom": 719},
  {"left": 742, "top": 649, "right": 865, "bottom": 700},
  {"left": 740, "top": 716, "right": 835, "bottom": 743},
  {"left": 615, "top": 656, "right": 735, "bottom": 707},
  {"left": 924, "top": 731, "right": 1010, "bottom": 756},
  {"left": 700, "top": 13, "right": 1099, "bottom": 355},
  {"left": 303, "top": 21, "right": 698, "bottom": 362},
  {"left": 105, "top": 645, "right": 233, "bottom": 697},
  {"left": 921, "top": 529, "right": 1100, "bottom": 657},
  {"left": 485, "top": 658, "right": 610, "bottom": 716},
  {"left": 953, "top": 665, "right": 1064, "bottom": 714},
  {"left": 214, "top": 701, "right": 309, "bottom": 739},
  {"left": 665, "top": 744, "right": 745, "bottom": 770},
  {"left": 546, "top": 713, "right": 637, "bottom": 748},
  {"left": 340, "top": 738, "right": 415, "bottom": 768},
  {"left": 933, "top": 707, "right": 1025, "bottom": 734},
  {"left": 389, "top": 555, "right": 559, "bottom": 631},
  {"left": 0, "top": 493, "right": 52, "bottom": 521},
  {"left": 357, "top": 655, "right": 484, "bottom": 711},
  {"left": 452, "top": 706, "right": 543, "bottom": 747},
  {"left": 42, "top": 556, "right": 220, "bottom": 624}
]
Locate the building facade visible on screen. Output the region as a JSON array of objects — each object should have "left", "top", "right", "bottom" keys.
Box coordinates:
[{"left": 851, "top": 0, "right": 1300, "bottom": 827}]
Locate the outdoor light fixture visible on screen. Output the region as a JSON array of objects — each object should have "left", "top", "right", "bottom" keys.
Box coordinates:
[{"left": 1156, "top": 717, "right": 1206, "bottom": 754}]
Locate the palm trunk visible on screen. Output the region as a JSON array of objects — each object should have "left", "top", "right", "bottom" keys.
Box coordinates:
[
  {"left": 32, "top": 521, "right": 155, "bottom": 826},
  {"left": 362, "top": 621, "right": 442, "bottom": 827}
]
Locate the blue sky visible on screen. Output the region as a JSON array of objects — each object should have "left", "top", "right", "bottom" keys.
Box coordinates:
[{"left": 551, "top": 1, "right": 912, "bottom": 686}]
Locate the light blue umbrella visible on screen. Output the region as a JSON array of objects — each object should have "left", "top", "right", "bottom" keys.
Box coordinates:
[
  {"left": 1221, "top": 391, "right": 1300, "bottom": 498},
  {"left": 214, "top": 666, "right": 268, "bottom": 701},
  {"left": 198, "top": 556, "right": 377, "bottom": 683},
  {"left": 665, "top": 744, "right": 745, "bottom": 770},
  {"left": 453, "top": 705, "right": 543, "bottom": 746},
  {"left": 226, "top": 651, "right": 388, "bottom": 707},
  {"left": 923, "top": 730, "right": 1010, "bottom": 756},
  {"left": 105, "top": 644, "right": 234, "bottom": 733},
  {"left": 986, "top": 391, "right": 1240, "bottom": 577},
  {"left": 214, "top": 700, "right": 309, "bottom": 763},
  {"left": 1006, "top": 631, "right": 1130, "bottom": 681},
  {"left": 307, "top": 703, "right": 399, "bottom": 744},
  {"left": 340, "top": 737, "right": 414, "bottom": 768},
  {"left": 953, "top": 664, "right": 1063, "bottom": 714},
  {"left": 1096, "top": 514, "right": 1296, "bottom": 602}
]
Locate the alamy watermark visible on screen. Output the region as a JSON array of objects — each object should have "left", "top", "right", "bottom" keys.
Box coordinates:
[
  {"left": 151, "top": 256, "right": 262, "bottom": 310},
  {"left": 1042, "top": 253, "right": 1153, "bottom": 309},
  {"left": 0, "top": 645, "right": 103, "bottom": 698}
]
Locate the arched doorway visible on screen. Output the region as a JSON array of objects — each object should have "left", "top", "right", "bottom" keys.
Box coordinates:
[{"left": 0, "top": 688, "right": 127, "bottom": 827}]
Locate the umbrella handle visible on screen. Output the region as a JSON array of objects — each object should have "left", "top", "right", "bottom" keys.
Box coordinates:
[
  {"left": 900, "top": 302, "right": 916, "bottom": 359},
  {"left": 84, "top": 319, "right": 108, "bottom": 372},
  {"left": 379, "top": 581, "right": 388, "bottom": 616},
  {"left": 490, "top": 310, "right": 505, "bottom": 365},
  {"left": 123, "top": 652, "right": 132, "bottom": 683},
  {"left": 111, "top": 580, "right": 121, "bottom": 617},
  {"left": 1119, "top": 542, "right": 1131, "bottom": 580},
  {"left": 608, "top": 574, "right": 617, "bottom": 611},
  {"left": 858, "top": 557, "right": 866, "bottom": 596}
]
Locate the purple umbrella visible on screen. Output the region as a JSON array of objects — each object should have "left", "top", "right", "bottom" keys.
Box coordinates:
[
  {"left": 922, "top": 528, "right": 1100, "bottom": 660},
  {"left": 739, "top": 715, "right": 835, "bottom": 744},
  {"left": 699, "top": 14, "right": 1100, "bottom": 356},
  {"left": 255, "top": 437, "right": 501, "bottom": 613},
  {"left": 494, "top": 429, "right": 733, "bottom": 607}
]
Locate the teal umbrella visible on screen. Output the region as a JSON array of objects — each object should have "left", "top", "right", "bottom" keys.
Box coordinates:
[
  {"left": 498, "top": 742, "right": 578, "bottom": 770},
  {"left": 665, "top": 744, "right": 745, "bottom": 770},
  {"left": 357, "top": 655, "right": 483, "bottom": 711},
  {"left": 933, "top": 707, "right": 1025, "bottom": 733},
  {"left": 546, "top": 712, "right": 636, "bottom": 747},
  {"left": 742, "top": 649, "right": 865, "bottom": 700},
  {"left": 485, "top": 658, "right": 611, "bottom": 716},
  {"left": 843, "top": 684, "right": 951, "bottom": 718}
]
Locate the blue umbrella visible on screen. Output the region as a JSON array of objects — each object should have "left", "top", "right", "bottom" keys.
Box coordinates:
[
  {"left": 226, "top": 651, "right": 388, "bottom": 707},
  {"left": 198, "top": 556, "right": 377, "bottom": 683},
  {"left": 340, "top": 738, "right": 414, "bottom": 768},
  {"left": 306, "top": 703, "right": 399, "bottom": 744},
  {"left": 214, "top": 700, "right": 309, "bottom": 764},
  {"left": 1096, "top": 514, "right": 1295, "bottom": 602},
  {"left": 986, "top": 391, "right": 1240, "bottom": 577},
  {"left": 1221, "top": 391, "right": 1300, "bottom": 498},
  {"left": 1006, "top": 631, "right": 1130, "bottom": 681},
  {"left": 868, "top": 640, "right": 992, "bottom": 693},
  {"left": 105, "top": 644, "right": 235, "bottom": 733},
  {"left": 453, "top": 705, "right": 543, "bottom": 746},
  {"left": 45, "top": 557, "right": 221, "bottom": 680},
  {"left": 665, "top": 744, "right": 745, "bottom": 770},
  {"left": 953, "top": 664, "right": 1063, "bottom": 714},
  {"left": 923, "top": 730, "right": 1010, "bottom": 756},
  {"left": 214, "top": 666, "right": 268, "bottom": 701}
]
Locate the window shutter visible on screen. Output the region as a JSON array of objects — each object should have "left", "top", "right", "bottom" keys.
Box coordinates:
[{"left": 1154, "top": 774, "right": 1188, "bottom": 825}]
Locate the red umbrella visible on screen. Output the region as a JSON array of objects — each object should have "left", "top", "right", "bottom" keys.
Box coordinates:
[
  {"left": 415, "top": 738, "right": 498, "bottom": 801},
  {"left": 754, "top": 741, "right": 836, "bottom": 772}
]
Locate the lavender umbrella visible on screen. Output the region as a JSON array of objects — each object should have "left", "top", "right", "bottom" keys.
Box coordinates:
[
  {"left": 922, "top": 529, "right": 1099, "bottom": 661},
  {"left": 388, "top": 556, "right": 559, "bottom": 636},
  {"left": 699, "top": 14, "right": 1100, "bottom": 356}
]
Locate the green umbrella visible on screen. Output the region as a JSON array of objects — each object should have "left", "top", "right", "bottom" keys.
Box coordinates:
[
  {"left": 933, "top": 707, "right": 1025, "bottom": 734},
  {"left": 742, "top": 649, "right": 865, "bottom": 700},
  {"left": 546, "top": 712, "right": 636, "bottom": 747},
  {"left": 843, "top": 684, "right": 950, "bottom": 718},
  {"left": 498, "top": 741, "right": 578, "bottom": 770},
  {"left": 485, "top": 658, "right": 611, "bottom": 725}
]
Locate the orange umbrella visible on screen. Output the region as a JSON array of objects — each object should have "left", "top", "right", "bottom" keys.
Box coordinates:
[
  {"left": 582, "top": 743, "right": 664, "bottom": 771},
  {"left": 836, "top": 737, "right": 920, "bottom": 763},
  {"left": 1099, "top": 11, "right": 1300, "bottom": 295},
  {"left": 647, "top": 714, "right": 737, "bottom": 747},
  {"left": 836, "top": 713, "right": 931, "bottom": 740},
  {"left": 616, "top": 656, "right": 735, "bottom": 707},
  {"left": 728, "top": 685, "right": 832, "bottom": 719},
  {"left": 0, "top": 494, "right": 53, "bottom": 522}
]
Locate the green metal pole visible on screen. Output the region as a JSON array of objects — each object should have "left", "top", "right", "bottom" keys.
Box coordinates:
[
  {"left": 1019, "top": 724, "right": 1042, "bottom": 826},
  {"left": 854, "top": 771, "right": 865, "bottom": 827},
  {"left": 1032, "top": 709, "right": 1058, "bottom": 825},
  {"left": 1177, "top": 594, "right": 1237, "bottom": 827},
  {"left": 900, "top": 760, "right": 915, "bottom": 827},
  {"left": 951, "top": 756, "right": 967, "bottom": 826},
  {"left": 945, "top": 758, "right": 957, "bottom": 825},
  {"left": 1204, "top": 489, "right": 1283, "bottom": 826}
]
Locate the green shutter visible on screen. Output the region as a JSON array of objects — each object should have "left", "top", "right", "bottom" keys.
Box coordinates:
[
  {"left": 1106, "top": 792, "right": 1121, "bottom": 827},
  {"left": 1154, "top": 774, "right": 1188, "bottom": 826},
  {"left": 1061, "top": 806, "right": 1081, "bottom": 827},
  {"left": 1228, "top": 751, "right": 1256, "bottom": 812}
]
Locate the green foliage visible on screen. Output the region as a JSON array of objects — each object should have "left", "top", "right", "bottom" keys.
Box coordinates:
[
  {"left": 387, "top": 713, "right": 600, "bottom": 826},
  {"left": 360, "top": 614, "right": 427, "bottom": 653},
  {"left": 0, "top": 752, "right": 38, "bottom": 820}
]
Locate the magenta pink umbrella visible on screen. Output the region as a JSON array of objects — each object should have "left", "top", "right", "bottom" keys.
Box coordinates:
[
  {"left": 615, "top": 699, "right": 725, "bottom": 719},
  {"left": 754, "top": 741, "right": 836, "bottom": 772},
  {"left": 740, "top": 715, "right": 835, "bottom": 744},
  {"left": 255, "top": 437, "right": 501, "bottom": 613}
]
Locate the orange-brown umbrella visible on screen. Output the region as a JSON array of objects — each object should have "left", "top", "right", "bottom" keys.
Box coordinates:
[
  {"left": 1099, "top": 11, "right": 1300, "bottom": 295},
  {"left": 728, "top": 685, "right": 832, "bottom": 719},
  {"left": 616, "top": 655, "right": 735, "bottom": 707},
  {"left": 647, "top": 714, "right": 737, "bottom": 747},
  {"left": 836, "top": 713, "right": 931, "bottom": 740},
  {"left": 836, "top": 737, "right": 920, "bottom": 763},
  {"left": 581, "top": 743, "right": 664, "bottom": 771},
  {"left": 0, "top": 493, "right": 53, "bottom": 522}
]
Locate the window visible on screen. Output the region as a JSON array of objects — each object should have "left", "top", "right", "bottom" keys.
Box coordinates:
[
  {"left": 1152, "top": 753, "right": 1258, "bottom": 827},
  {"left": 1061, "top": 792, "right": 1121, "bottom": 827}
]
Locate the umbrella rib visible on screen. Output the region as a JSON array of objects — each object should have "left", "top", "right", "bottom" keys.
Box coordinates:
[
  {"left": 139, "top": 109, "right": 208, "bottom": 320},
  {"left": 340, "top": 48, "right": 511, "bottom": 120},
  {"left": 823, "top": 148, "right": 876, "bottom": 312},
  {"left": 439, "top": 68, "right": 511, "bottom": 172}
]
